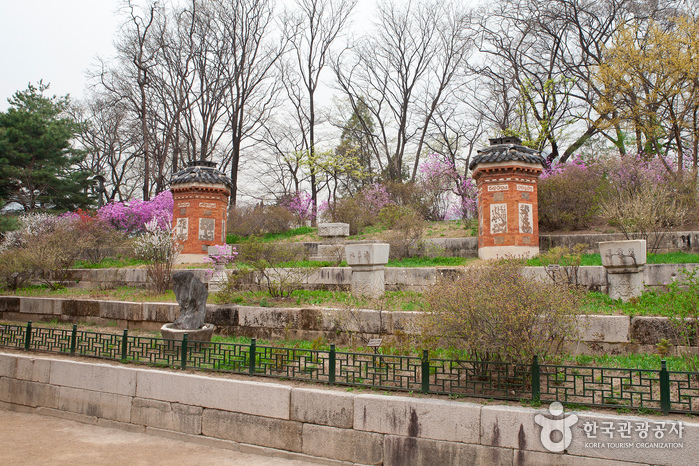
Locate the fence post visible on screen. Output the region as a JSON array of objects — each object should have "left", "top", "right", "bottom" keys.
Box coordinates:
[
  {"left": 421, "top": 349, "right": 430, "bottom": 394},
  {"left": 248, "top": 338, "right": 256, "bottom": 376},
  {"left": 120, "top": 329, "right": 128, "bottom": 361},
  {"left": 660, "top": 360, "right": 670, "bottom": 415},
  {"left": 531, "top": 355, "right": 541, "bottom": 402},
  {"left": 180, "top": 334, "right": 188, "bottom": 370},
  {"left": 329, "top": 344, "right": 336, "bottom": 385},
  {"left": 70, "top": 324, "right": 77, "bottom": 356},
  {"left": 24, "top": 321, "right": 32, "bottom": 351}
]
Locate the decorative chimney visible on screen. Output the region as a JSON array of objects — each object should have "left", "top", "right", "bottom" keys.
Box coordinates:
[
  {"left": 170, "top": 160, "right": 232, "bottom": 261},
  {"left": 469, "top": 137, "right": 545, "bottom": 260}
]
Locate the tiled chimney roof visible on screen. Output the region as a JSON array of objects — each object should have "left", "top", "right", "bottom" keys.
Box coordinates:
[
  {"left": 469, "top": 137, "right": 544, "bottom": 171},
  {"left": 171, "top": 160, "right": 233, "bottom": 190}
]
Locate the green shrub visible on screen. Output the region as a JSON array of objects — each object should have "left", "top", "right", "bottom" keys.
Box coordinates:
[
  {"left": 538, "top": 163, "right": 601, "bottom": 231},
  {"left": 380, "top": 205, "right": 426, "bottom": 260},
  {"left": 0, "top": 248, "right": 34, "bottom": 290},
  {"left": 226, "top": 204, "right": 295, "bottom": 238},
  {"left": 234, "top": 239, "right": 313, "bottom": 298},
  {"left": 664, "top": 268, "right": 699, "bottom": 371},
  {"left": 421, "top": 260, "right": 580, "bottom": 364}
]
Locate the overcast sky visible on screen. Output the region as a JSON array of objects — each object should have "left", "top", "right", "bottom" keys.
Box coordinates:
[
  {"left": 0, "top": 0, "right": 123, "bottom": 110},
  {"left": 0, "top": 0, "right": 382, "bottom": 112}
]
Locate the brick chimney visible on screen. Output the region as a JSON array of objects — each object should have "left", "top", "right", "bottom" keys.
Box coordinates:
[
  {"left": 469, "top": 137, "right": 544, "bottom": 260},
  {"left": 170, "top": 160, "right": 232, "bottom": 261}
]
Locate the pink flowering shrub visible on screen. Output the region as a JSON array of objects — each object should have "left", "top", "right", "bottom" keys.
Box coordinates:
[
  {"left": 98, "top": 191, "right": 173, "bottom": 234},
  {"left": 417, "top": 154, "right": 477, "bottom": 220},
  {"left": 281, "top": 191, "right": 315, "bottom": 225},
  {"left": 538, "top": 155, "right": 602, "bottom": 231},
  {"left": 323, "top": 183, "right": 394, "bottom": 235},
  {"left": 597, "top": 153, "right": 693, "bottom": 250}
]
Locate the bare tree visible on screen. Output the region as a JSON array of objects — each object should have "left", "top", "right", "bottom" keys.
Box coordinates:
[
  {"left": 284, "top": 0, "right": 357, "bottom": 218},
  {"left": 333, "top": 0, "right": 473, "bottom": 182},
  {"left": 215, "top": 0, "right": 288, "bottom": 205}
]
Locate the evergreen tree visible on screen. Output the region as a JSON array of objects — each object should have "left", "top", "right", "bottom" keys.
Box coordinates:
[
  {"left": 0, "top": 82, "right": 91, "bottom": 211},
  {"left": 335, "top": 98, "right": 376, "bottom": 194}
]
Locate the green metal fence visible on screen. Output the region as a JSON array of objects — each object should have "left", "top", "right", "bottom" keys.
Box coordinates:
[{"left": 2, "top": 321, "right": 697, "bottom": 415}]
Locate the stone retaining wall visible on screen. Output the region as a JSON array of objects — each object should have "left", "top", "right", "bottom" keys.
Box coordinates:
[
  {"left": 0, "top": 351, "right": 694, "bottom": 465},
  {"left": 62, "top": 263, "right": 699, "bottom": 294},
  {"left": 296, "top": 231, "right": 699, "bottom": 260},
  {"left": 0, "top": 296, "right": 690, "bottom": 354}
]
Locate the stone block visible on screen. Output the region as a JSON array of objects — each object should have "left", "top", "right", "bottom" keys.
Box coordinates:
[
  {"left": 631, "top": 316, "right": 676, "bottom": 345},
  {"left": 355, "top": 394, "right": 481, "bottom": 444},
  {"left": 390, "top": 311, "right": 420, "bottom": 335},
  {"left": 205, "top": 305, "right": 238, "bottom": 327},
  {"left": 644, "top": 264, "right": 687, "bottom": 289},
  {"left": 49, "top": 359, "right": 137, "bottom": 396},
  {"left": 142, "top": 302, "right": 179, "bottom": 323},
  {"left": 345, "top": 243, "right": 390, "bottom": 266},
  {"left": 577, "top": 315, "right": 630, "bottom": 343},
  {"left": 135, "top": 369, "right": 291, "bottom": 419},
  {"left": 0, "top": 353, "right": 17, "bottom": 377},
  {"left": 0, "top": 377, "right": 59, "bottom": 408},
  {"left": 351, "top": 267, "right": 386, "bottom": 299},
  {"left": 320, "top": 308, "right": 390, "bottom": 335},
  {"left": 317, "top": 223, "right": 350, "bottom": 238},
  {"left": 607, "top": 272, "right": 644, "bottom": 302},
  {"left": 480, "top": 405, "right": 545, "bottom": 452},
  {"left": 384, "top": 268, "right": 436, "bottom": 289},
  {"left": 308, "top": 267, "right": 351, "bottom": 287},
  {"left": 202, "top": 408, "right": 302, "bottom": 452},
  {"left": 15, "top": 355, "right": 51, "bottom": 383},
  {"left": 61, "top": 299, "right": 101, "bottom": 317},
  {"left": 290, "top": 387, "right": 354, "bottom": 428},
  {"left": 238, "top": 306, "right": 294, "bottom": 329},
  {"left": 57, "top": 386, "right": 132, "bottom": 422},
  {"left": 99, "top": 300, "right": 143, "bottom": 321},
  {"left": 599, "top": 240, "right": 647, "bottom": 268},
  {"left": 302, "top": 423, "right": 383, "bottom": 464},
  {"left": 130, "top": 397, "right": 202, "bottom": 434},
  {"left": 383, "top": 435, "right": 511, "bottom": 466},
  {"left": 0, "top": 296, "right": 21, "bottom": 313},
  {"left": 20, "top": 297, "right": 60, "bottom": 316},
  {"left": 565, "top": 411, "right": 698, "bottom": 466}
]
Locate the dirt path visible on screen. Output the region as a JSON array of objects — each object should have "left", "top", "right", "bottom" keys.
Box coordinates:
[{"left": 0, "top": 409, "right": 317, "bottom": 465}]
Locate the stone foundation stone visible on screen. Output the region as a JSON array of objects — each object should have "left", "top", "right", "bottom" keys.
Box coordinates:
[
  {"left": 345, "top": 243, "right": 390, "bottom": 299},
  {"left": 599, "top": 240, "right": 646, "bottom": 302}
]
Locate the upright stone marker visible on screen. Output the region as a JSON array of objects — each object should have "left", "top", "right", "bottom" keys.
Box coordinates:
[
  {"left": 599, "top": 239, "right": 646, "bottom": 302},
  {"left": 345, "top": 243, "right": 389, "bottom": 299},
  {"left": 313, "top": 223, "right": 350, "bottom": 261},
  {"left": 171, "top": 160, "right": 232, "bottom": 263},
  {"left": 470, "top": 136, "right": 545, "bottom": 260}
]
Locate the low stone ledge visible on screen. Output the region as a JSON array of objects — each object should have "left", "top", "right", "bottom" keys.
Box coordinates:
[
  {"left": 20, "top": 297, "right": 62, "bottom": 316},
  {"left": 14, "top": 355, "right": 51, "bottom": 383},
  {"left": 0, "top": 377, "right": 59, "bottom": 409},
  {"left": 290, "top": 387, "right": 354, "bottom": 428},
  {"left": 384, "top": 435, "right": 512, "bottom": 466},
  {"left": 50, "top": 359, "right": 137, "bottom": 396},
  {"left": 577, "top": 315, "right": 630, "bottom": 343},
  {"left": 57, "top": 386, "right": 132, "bottom": 422},
  {"left": 302, "top": 423, "right": 384, "bottom": 464},
  {"left": 135, "top": 370, "right": 291, "bottom": 419},
  {"left": 202, "top": 408, "right": 303, "bottom": 453},
  {"left": 130, "top": 397, "right": 202, "bottom": 434},
  {"left": 631, "top": 316, "right": 677, "bottom": 345},
  {"left": 355, "top": 394, "right": 481, "bottom": 444}
]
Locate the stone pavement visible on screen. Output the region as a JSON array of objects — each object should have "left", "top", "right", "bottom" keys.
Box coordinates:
[{"left": 0, "top": 409, "right": 316, "bottom": 465}]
